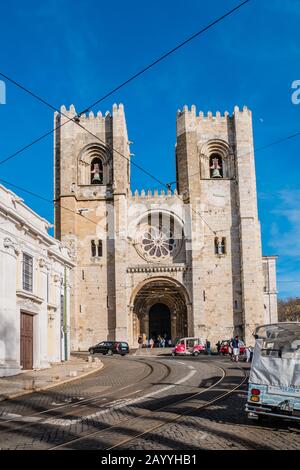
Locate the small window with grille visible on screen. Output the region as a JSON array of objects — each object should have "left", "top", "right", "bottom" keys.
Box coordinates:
[{"left": 23, "top": 253, "right": 33, "bottom": 292}]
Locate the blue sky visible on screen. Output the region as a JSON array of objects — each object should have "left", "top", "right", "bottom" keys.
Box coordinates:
[{"left": 0, "top": 0, "right": 299, "bottom": 298}]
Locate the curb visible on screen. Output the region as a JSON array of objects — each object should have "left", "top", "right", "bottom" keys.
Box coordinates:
[{"left": 0, "top": 361, "right": 104, "bottom": 402}]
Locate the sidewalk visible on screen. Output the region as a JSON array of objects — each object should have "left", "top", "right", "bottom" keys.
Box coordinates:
[
  {"left": 0, "top": 355, "right": 103, "bottom": 402},
  {"left": 132, "top": 347, "right": 173, "bottom": 356}
]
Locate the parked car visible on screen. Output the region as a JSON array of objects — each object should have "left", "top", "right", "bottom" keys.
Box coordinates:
[
  {"left": 220, "top": 339, "right": 246, "bottom": 356},
  {"left": 172, "top": 337, "right": 205, "bottom": 356},
  {"left": 88, "top": 341, "right": 129, "bottom": 356}
]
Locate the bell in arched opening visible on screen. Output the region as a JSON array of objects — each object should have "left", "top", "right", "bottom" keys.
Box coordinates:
[
  {"left": 90, "top": 157, "right": 103, "bottom": 184},
  {"left": 209, "top": 153, "right": 223, "bottom": 178}
]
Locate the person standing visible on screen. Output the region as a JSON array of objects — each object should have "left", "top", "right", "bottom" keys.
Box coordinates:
[
  {"left": 206, "top": 339, "right": 211, "bottom": 355},
  {"left": 149, "top": 338, "right": 154, "bottom": 349},
  {"left": 216, "top": 341, "right": 221, "bottom": 355},
  {"left": 231, "top": 336, "right": 240, "bottom": 362},
  {"left": 246, "top": 346, "right": 252, "bottom": 362}
]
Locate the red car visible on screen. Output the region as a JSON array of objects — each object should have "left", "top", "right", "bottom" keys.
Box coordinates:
[{"left": 220, "top": 340, "right": 245, "bottom": 355}]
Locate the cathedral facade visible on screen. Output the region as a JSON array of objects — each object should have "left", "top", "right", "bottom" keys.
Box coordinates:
[{"left": 54, "top": 103, "right": 277, "bottom": 350}]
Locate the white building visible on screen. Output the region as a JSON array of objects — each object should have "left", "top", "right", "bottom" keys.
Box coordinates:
[{"left": 0, "top": 184, "right": 74, "bottom": 377}]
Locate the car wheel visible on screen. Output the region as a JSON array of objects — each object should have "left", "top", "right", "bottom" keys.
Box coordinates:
[
  {"left": 121, "top": 354, "right": 126, "bottom": 357},
  {"left": 172, "top": 352, "right": 176, "bottom": 356},
  {"left": 107, "top": 350, "right": 113, "bottom": 356},
  {"left": 193, "top": 351, "right": 199, "bottom": 357},
  {"left": 89, "top": 349, "right": 94, "bottom": 355}
]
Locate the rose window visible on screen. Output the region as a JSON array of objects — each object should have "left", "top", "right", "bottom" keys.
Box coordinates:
[{"left": 140, "top": 227, "right": 176, "bottom": 260}]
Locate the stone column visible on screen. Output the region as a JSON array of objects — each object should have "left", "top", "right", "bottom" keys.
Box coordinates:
[
  {"left": 113, "top": 194, "right": 128, "bottom": 341},
  {"left": 0, "top": 238, "right": 20, "bottom": 376},
  {"left": 38, "top": 258, "right": 50, "bottom": 369},
  {"left": 234, "top": 107, "right": 265, "bottom": 346}
]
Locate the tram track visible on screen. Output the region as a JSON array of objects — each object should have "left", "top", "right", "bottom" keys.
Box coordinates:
[
  {"left": 106, "top": 363, "right": 248, "bottom": 450},
  {"left": 48, "top": 361, "right": 237, "bottom": 450},
  {"left": 0, "top": 357, "right": 161, "bottom": 434}
]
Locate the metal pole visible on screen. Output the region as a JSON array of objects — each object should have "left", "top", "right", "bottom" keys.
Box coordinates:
[
  {"left": 268, "top": 258, "right": 271, "bottom": 323},
  {"left": 64, "top": 266, "right": 68, "bottom": 361}
]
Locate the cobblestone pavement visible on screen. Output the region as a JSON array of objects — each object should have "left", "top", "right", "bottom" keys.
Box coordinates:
[{"left": 0, "top": 356, "right": 299, "bottom": 450}]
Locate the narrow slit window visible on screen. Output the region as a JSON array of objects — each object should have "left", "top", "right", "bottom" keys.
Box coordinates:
[
  {"left": 97, "top": 240, "right": 103, "bottom": 257},
  {"left": 91, "top": 240, "right": 96, "bottom": 257}
]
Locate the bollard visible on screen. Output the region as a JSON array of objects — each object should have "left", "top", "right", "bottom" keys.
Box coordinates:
[
  {"left": 24, "top": 379, "right": 35, "bottom": 390},
  {"left": 68, "top": 370, "right": 78, "bottom": 377}
]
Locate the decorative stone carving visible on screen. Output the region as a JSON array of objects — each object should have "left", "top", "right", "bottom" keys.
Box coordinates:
[
  {"left": 3, "top": 237, "right": 20, "bottom": 255},
  {"left": 138, "top": 226, "right": 177, "bottom": 261},
  {"left": 127, "top": 265, "right": 188, "bottom": 273}
]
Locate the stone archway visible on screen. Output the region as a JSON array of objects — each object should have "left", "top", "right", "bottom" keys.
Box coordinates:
[{"left": 131, "top": 278, "right": 190, "bottom": 345}]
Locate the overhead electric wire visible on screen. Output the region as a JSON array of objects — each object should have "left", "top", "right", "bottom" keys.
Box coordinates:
[
  {"left": 0, "top": 177, "right": 100, "bottom": 228},
  {"left": 0, "top": 0, "right": 250, "bottom": 167}
]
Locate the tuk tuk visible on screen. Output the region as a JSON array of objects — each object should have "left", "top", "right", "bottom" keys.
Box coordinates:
[
  {"left": 172, "top": 337, "right": 205, "bottom": 356},
  {"left": 246, "top": 322, "right": 300, "bottom": 422}
]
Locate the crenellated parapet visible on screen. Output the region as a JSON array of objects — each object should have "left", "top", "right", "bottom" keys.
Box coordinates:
[
  {"left": 55, "top": 103, "right": 127, "bottom": 129},
  {"left": 176, "top": 104, "right": 252, "bottom": 135}
]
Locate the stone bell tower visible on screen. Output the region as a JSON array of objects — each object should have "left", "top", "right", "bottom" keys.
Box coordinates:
[
  {"left": 54, "top": 103, "right": 131, "bottom": 350},
  {"left": 176, "top": 105, "right": 266, "bottom": 345}
]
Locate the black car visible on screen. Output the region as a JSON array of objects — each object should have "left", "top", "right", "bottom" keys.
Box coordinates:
[{"left": 88, "top": 341, "right": 129, "bottom": 356}]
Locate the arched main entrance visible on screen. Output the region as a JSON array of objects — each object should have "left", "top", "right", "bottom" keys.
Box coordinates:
[
  {"left": 149, "top": 303, "right": 171, "bottom": 341},
  {"left": 131, "top": 278, "right": 190, "bottom": 345}
]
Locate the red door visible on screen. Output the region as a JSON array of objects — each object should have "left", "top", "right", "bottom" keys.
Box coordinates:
[{"left": 20, "top": 312, "right": 33, "bottom": 369}]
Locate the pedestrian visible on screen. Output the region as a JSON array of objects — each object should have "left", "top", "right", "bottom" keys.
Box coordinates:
[
  {"left": 206, "top": 339, "right": 211, "bottom": 355},
  {"left": 168, "top": 339, "right": 172, "bottom": 347},
  {"left": 231, "top": 336, "right": 240, "bottom": 362},
  {"left": 138, "top": 336, "right": 143, "bottom": 349},
  {"left": 246, "top": 346, "right": 253, "bottom": 362},
  {"left": 149, "top": 338, "right": 154, "bottom": 349},
  {"left": 216, "top": 341, "right": 221, "bottom": 355},
  {"left": 161, "top": 338, "right": 165, "bottom": 348}
]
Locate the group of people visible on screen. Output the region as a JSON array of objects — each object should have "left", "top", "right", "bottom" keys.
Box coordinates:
[
  {"left": 215, "top": 335, "right": 253, "bottom": 363},
  {"left": 138, "top": 335, "right": 172, "bottom": 349}
]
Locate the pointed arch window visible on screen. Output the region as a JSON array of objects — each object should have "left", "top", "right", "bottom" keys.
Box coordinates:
[
  {"left": 90, "top": 157, "right": 103, "bottom": 184},
  {"left": 209, "top": 153, "right": 223, "bottom": 178}
]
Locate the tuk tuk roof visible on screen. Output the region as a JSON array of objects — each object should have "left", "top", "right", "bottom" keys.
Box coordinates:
[
  {"left": 250, "top": 322, "right": 300, "bottom": 388},
  {"left": 254, "top": 322, "right": 300, "bottom": 342}
]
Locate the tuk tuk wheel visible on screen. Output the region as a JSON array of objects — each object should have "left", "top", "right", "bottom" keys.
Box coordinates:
[{"left": 193, "top": 351, "right": 199, "bottom": 356}]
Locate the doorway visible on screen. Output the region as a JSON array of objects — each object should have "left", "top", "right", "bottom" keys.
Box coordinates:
[
  {"left": 20, "top": 312, "right": 33, "bottom": 370},
  {"left": 149, "top": 303, "right": 171, "bottom": 342}
]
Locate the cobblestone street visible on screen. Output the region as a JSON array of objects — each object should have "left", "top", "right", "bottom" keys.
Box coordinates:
[{"left": 0, "top": 355, "right": 299, "bottom": 450}]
